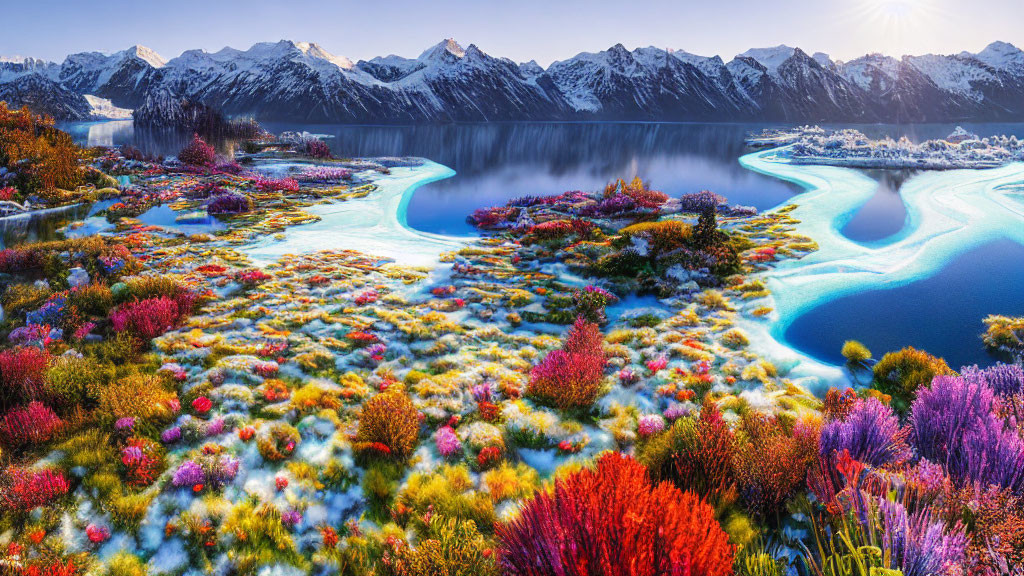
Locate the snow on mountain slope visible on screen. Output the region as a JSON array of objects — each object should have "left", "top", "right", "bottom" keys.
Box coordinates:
[
  {"left": 838, "top": 54, "right": 902, "bottom": 92},
  {"left": 739, "top": 45, "right": 796, "bottom": 77},
  {"left": 906, "top": 53, "right": 995, "bottom": 101},
  {"left": 5, "top": 39, "right": 1024, "bottom": 123},
  {"left": 84, "top": 94, "right": 132, "bottom": 119},
  {"left": 973, "top": 41, "right": 1024, "bottom": 74}
]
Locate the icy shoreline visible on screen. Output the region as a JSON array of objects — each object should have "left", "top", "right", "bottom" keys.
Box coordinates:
[
  {"left": 241, "top": 159, "right": 468, "bottom": 267},
  {"left": 740, "top": 148, "right": 1024, "bottom": 367}
]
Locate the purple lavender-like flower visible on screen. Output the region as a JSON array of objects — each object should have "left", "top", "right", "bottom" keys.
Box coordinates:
[
  {"left": 471, "top": 383, "right": 493, "bottom": 403},
  {"left": 596, "top": 193, "right": 636, "bottom": 216},
  {"left": 115, "top": 417, "right": 136, "bottom": 431},
  {"left": 160, "top": 426, "right": 182, "bottom": 444},
  {"left": 210, "top": 456, "right": 240, "bottom": 486},
  {"left": 281, "top": 509, "right": 303, "bottom": 528},
  {"left": 963, "top": 363, "right": 1024, "bottom": 397},
  {"left": 820, "top": 397, "right": 911, "bottom": 468},
  {"left": 172, "top": 460, "right": 205, "bottom": 487},
  {"left": 679, "top": 190, "right": 726, "bottom": 213},
  {"left": 435, "top": 426, "right": 462, "bottom": 458},
  {"left": 911, "top": 374, "right": 1024, "bottom": 492},
  {"left": 364, "top": 343, "right": 387, "bottom": 360},
  {"left": 878, "top": 498, "right": 968, "bottom": 576},
  {"left": 206, "top": 192, "right": 252, "bottom": 215},
  {"left": 663, "top": 404, "right": 690, "bottom": 421},
  {"left": 205, "top": 418, "right": 225, "bottom": 437}
]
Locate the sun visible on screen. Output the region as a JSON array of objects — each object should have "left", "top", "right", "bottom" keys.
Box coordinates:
[
  {"left": 845, "top": 0, "right": 944, "bottom": 56},
  {"left": 861, "top": 0, "right": 924, "bottom": 24}
]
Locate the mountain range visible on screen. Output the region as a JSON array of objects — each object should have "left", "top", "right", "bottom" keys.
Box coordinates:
[{"left": 2, "top": 39, "right": 1024, "bottom": 124}]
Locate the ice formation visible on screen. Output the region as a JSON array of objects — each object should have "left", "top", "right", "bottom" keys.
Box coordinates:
[
  {"left": 242, "top": 160, "right": 468, "bottom": 267},
  {"left": 741, "top": 149, "right": 1024, "bottom": 365}
]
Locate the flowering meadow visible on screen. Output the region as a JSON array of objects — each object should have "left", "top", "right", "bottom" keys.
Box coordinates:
[{"left": 1, "top": 113, "right": 1023, "bottom": 576}]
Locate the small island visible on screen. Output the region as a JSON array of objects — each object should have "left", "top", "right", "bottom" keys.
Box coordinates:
[{"left": 751, "top": 125, "right": 1024, "bottom": 170}]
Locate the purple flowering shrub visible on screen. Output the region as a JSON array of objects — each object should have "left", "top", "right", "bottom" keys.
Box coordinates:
[{"left": 911, "top": 373, "right": 1024, "bottom": 492}]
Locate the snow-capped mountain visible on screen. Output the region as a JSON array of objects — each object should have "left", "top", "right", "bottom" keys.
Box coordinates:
[{"left": 4, "top": 39, "right": 1024, "bottom": 123}]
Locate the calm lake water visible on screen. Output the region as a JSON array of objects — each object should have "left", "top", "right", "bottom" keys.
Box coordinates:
[
  {"left": 785, "top": 239, "right": 1024, "bottom": 369},
  {"left": 22, "top": 120, "right": 1024, "bottom": 367}
]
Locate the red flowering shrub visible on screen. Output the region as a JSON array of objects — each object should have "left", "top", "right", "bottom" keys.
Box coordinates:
[
  {"left": 639, "top": 402, "right": 738, "bottom": 505},
  {"left": 236, "top": 268, "right": 271, "bottom": 287},
  {"left": 527, "top": 219, "right": 596, "bottom": 241},
  {"left": 109, "top": 296, "right": 180, "bottom": 340},
  {"left": 191, "top": 396, "right": 212, "bottom": 414},
  {"left": 528, "top": 317, "right": 606, "bottom": 410},
  {"left": 178, "top": 134, "right": 216, "bottom": 167},
  {"left": 0, "top": 401, "right": 62, "bottom": 449},
  {"left": 18, "top": 559, "right": 78, "bottom": 576},
  {"left": 0, "top": 467, "right": 69, "bottom": 511},
  {"left": 0, "top": 346, "right": 50, "bottom": 410},
  {"left": 498, "top": 452, "right": 734, "bottom": 576},
  {"left": 733, "top": 414, "right": 819, "bottom": 517},
  {"left": 120, "top": 436, "right": 165, "bottom": 487},
  {"left": 477, "top": 445, "right": 503, "bottom": 470}
]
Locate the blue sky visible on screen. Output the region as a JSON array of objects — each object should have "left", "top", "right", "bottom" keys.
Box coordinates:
[{"left": 3, "top": 0, "right": 1022, "bottom": 65}]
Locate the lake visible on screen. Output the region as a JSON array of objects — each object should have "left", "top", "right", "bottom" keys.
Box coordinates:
[{"left": 22, "top": 120, "right": 1024, "bottom": 369}]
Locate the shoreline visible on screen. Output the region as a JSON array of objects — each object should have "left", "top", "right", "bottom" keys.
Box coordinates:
[{"left": 740, "top": 148, "right": 1024, "bottom": 368}]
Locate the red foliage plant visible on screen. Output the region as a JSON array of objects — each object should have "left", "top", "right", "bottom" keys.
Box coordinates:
[
  {"left": 497, "top": 452, "right": 734, "bottom": 576},
  {"left": 109, "top": 296, "right": 180, "bottom": 340},
  {"left": 670, "top": 402, "right": 738, "bottom": 505},
  {"left": 0, "top": 467, "right": 69, "bottom": 511},
  {"left": 0, "top": 346, "right": 50, "bottom": 411},
  {"left": 527, "top": 316, "right": 606, "bottom": 410},
  {"left": 733, "top": 414, "right": 820, "bottom": 518},
  {"left": 0, "top": 401, "right": 62, "bottom": 449},
  {"left": 178, "top": 134, "right": 217, "bottom": 167},
  {"left": 19, "top": 559, "right": 78, "bottom": 576}
]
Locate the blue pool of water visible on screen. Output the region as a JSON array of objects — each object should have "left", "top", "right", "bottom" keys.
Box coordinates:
[
  {"left": 784, "top": 239, "right": 1024, "bottom": 369},
  {"left": 840, "top": 170, "right": 911, "bottom": 245}
]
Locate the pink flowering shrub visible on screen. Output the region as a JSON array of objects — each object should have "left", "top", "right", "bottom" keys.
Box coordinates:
[
  {"left": 0, "top": 401, "right": 62, "bottom": 449},
  {"left": 637, "top": 414, "right": 666, "bottom": 438},
  {"left": 528, "top": 317, "right": 606, "bottom": 410},
  {"left": 178, "top": 134, "right": 217, "bottom": 167},
  {"left": 0, "top": 346, "right": 50, "bottom": 410},
  {"left": 435, "top": 425, "right": 462, "bottom": 458},
  {"left": 109, "top": 297, "right": 180, "bottom": 340},
  {"left": 253, "top": 175, "right": 300, "bottom": 192},
  {"left": 0, "top": 468, "right": 69, "bottom": 510}
]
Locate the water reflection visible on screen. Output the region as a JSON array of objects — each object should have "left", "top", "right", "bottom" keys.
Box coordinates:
[
  {"left": 261, "top": 122, "right": 803, "bottom": 235},
  {"left": 840, "top": 170, "right": 913, "bottom": 245},
  {"left": 0, "top": 204, "right": 93, "bottom": 248}
]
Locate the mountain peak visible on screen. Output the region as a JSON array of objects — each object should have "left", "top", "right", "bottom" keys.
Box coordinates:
[
  {"left": 123, "top": 45, "right": 165, "bottom": 68},
  {"left": 419, "top": 38, "right": 466, "bottom": 61},
  {"left": 975, "top": 41, "right": 1024, "bottom": 70},
  {"left": 739, "top": 45, "right": 796, "bottom": 73}
]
